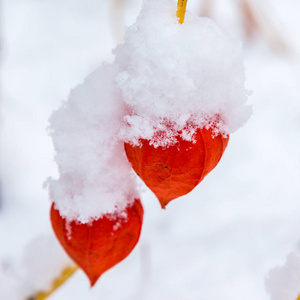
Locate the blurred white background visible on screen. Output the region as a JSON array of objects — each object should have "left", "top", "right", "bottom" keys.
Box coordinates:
[{"left": 1, "top": 0, "right": 300, "bottom": 299}]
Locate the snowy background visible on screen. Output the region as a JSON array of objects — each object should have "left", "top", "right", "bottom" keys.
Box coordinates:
[{"left": 1, "top": 0, "right": 300, "bottom": 299}]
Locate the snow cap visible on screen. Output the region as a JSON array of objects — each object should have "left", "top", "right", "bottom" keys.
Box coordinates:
[
  {"left": 48, "top": 0, "right": 251, "bottom": 222},
  {"left": 48, "top": 64, "right": 138, "bottom": 223},
  {"left": 115, "top": 0, "right": 252, "bottom": 147}
]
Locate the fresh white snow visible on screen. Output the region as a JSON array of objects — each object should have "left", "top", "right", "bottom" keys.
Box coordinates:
[
  {"left": 116, "top": 0, "right": 251, "bottom": 147},
  {"left": 1, "top": 0, "right": 300, "bottom": 299},
  {"left": 48, "top": 63, "right": 138, "bottom": 222},
  {"left": 48, "top": 0, "right": 250, "bottom": 222}
]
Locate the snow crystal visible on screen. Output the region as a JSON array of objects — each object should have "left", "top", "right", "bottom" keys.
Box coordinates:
[
  {"left": 48, "top": 63, "right": 138, "bottom": 222},
  {"left": 115, "top": 0, "right": 252, "bottom": 146},
  {"left": 266, "top": 252, "right": 300, "bottom": 300}
]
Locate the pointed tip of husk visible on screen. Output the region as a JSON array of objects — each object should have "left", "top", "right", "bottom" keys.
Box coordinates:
[
  {"left": 88, "top": 274, "right": 101, "bottom": 287},
  {"left": 160, "top": 203, "right": 167, "bottom": 209},
  {"left": 158, "top": 198, "right": 170, "bottom": 209}
]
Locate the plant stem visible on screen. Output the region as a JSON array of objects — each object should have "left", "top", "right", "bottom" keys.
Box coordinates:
[
  {"left": 176, "top": 0, "right": 188, "bottom": 24},
  {"left": 27, "top": 265, "right": 78, "bottom": 300}
]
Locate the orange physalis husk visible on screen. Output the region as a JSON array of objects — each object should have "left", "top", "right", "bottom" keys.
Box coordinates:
[
  {"left": 125, "top": 128, "right": 229, "bottom": 208},
  {"left": 50, "top": 198, "right": 143, "bottom": 286}
]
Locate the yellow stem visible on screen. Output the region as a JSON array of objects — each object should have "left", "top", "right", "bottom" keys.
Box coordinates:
[
  {"left": 297, "top": 295, "right": 300, "bottom": 300},
  {"left": 176, "top": 0, "right": 188, "bottom": 24},
  {"left": 27, "top": 265, "right": 78, "bottom": 300}
]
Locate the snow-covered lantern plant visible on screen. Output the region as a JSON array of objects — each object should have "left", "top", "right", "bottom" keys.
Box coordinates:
[{"left": 48, "top": 0, "right": 251, "bottom": 288}]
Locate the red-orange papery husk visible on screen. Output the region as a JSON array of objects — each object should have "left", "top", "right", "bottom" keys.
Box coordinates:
[
  {"left": 125, "top": 128, "right": 229, "bottom": 208},
  {"left": 50, "top": 198, "right": 143, "bottom": 286}
]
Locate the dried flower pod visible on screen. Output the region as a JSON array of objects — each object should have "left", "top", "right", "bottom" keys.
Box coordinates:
[
  {"left": 125, "top": 128, "right": 228, "bottom": 208},
  {"left": 50, "top": 198, "right": 143, "bottom": 286}
]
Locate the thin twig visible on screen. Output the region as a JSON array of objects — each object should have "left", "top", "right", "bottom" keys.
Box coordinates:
[
  {"left": 239, "top": 0, "right": 288, "bottom": 52},
  {"left": 199, "top": 0, "right": 214, "bottom": 18},
  {"left": 109, "top": 0, "right": 126, "bottom": 45}
]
